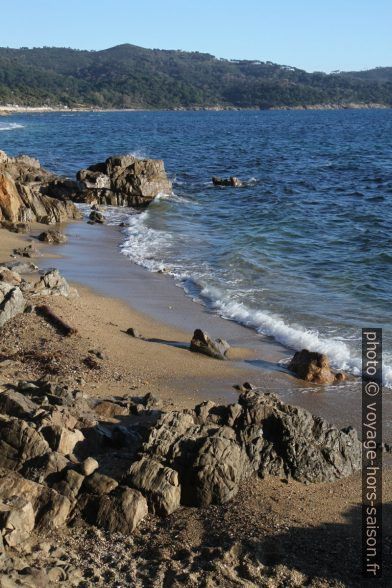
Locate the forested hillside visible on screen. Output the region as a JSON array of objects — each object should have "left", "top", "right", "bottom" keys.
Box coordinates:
[{"left": 0, "top": 44, "right": 391, "bottom": 109}]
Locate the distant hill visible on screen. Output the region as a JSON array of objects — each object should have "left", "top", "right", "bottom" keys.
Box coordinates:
[{"left": 0, "top": 44, "right": 391, "bottom": 109}]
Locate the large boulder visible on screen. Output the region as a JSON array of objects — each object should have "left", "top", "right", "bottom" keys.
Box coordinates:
[
  {"left": 0, "top": 282, "right": 25, "bottom": 328},
  {"left": 288, "top": 349, "right": 345, "bottom": 384},
  {"left": 0, "top": 417, "right": 50, "bottom": 470},
  {"left": 33, "top": 269, "right": 77, "bottom": 298},
  {"left": 0, "top": 390, "right": 38, "bottom": 419},
  {"left": 190, "top": 329, "right": 230, "bottom": 360},
  {"left": 93, "top": 487, "right": 148, "bottom": 534},
  {"left": 41, "top": 425, "right": 84, "bottom": 456},
  {"left": 0, "top": 469, "right": 71, "bottom": 528},
  {"left": 0, "top": 496, "right": 35, "bottom": 547},
  {"left": 0, "top": 150, "right": 82, "bottom": 226},
  {"left": 236, "top": 391, "right": 361, "bottom": 483},
  {"left": 76, "top": 154, "right": 172, "bottom": 208},
  {"left": 127, "top": 457, "right": 180, "bottom": 515}
]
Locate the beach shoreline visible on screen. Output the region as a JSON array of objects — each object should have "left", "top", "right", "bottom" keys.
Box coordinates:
[{"left": 1, "top": 222, "right": 391, "bottom": 587}]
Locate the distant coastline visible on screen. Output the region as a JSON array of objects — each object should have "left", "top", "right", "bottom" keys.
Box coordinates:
[{"left": 0, "top": 102, "right": 390, "bottom": 115}]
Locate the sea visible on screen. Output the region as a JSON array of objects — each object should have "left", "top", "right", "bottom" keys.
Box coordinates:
[{"left": 1, "top": 109, "right": 391, "bottom": 387}]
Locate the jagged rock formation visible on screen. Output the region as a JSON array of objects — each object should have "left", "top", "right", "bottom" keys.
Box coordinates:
[
  {"left": 0, "top": 151, "right": 82, "bottom": 225},
  {"left": 76, "top": 154, "right": 172, "bottom": 207}
]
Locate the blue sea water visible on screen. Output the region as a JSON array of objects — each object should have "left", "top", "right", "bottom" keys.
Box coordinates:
[{"left": 1, "top": 110, "right": 391, "bottom": 384}]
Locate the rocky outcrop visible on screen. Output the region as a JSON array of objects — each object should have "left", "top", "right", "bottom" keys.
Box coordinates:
[
  {"left": 212, "top": 176, "right": 244, "bottom": 187},
  {"left": 76, "top": 154, "right": 172, "bottom": 208},
  {"left": 190, "top": 329, "right": 230, "bottom": 360},
  {"left": 140, "top": 391, "right": 362, "bottom": 506},
  {"left": 288, "top": 349, "right": 346, "bottom": 384},
  {"left": 0, "top": 151, "right": 82, "bottom": 226},
  {"left": 0, "top": 365, "right": 361, "bottom": 546}
]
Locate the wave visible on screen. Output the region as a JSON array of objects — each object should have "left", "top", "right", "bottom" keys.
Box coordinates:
[
  {"left": 85, "top": 203, "right": 392, "bottom": 388},
  {"left": 0, "top": 122, "right": 24, "bottom": 132}
]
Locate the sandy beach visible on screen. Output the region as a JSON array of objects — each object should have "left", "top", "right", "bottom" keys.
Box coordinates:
[{"left": 0, "top": 220, "right": 391, "bottom": 586}]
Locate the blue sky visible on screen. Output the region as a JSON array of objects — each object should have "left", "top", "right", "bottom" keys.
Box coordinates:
[{"left": 2, "top": 0, "right": 391, "bottom": 72}]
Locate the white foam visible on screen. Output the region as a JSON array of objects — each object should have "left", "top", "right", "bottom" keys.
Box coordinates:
[{"left": 0, "top": 122, "right": 24, "bottom": 132}]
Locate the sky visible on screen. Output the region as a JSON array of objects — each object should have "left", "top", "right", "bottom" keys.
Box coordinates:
[{"left": 1, "top": 0, "right": 391, "bottom": 73}]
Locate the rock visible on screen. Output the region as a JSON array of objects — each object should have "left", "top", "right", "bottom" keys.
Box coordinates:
[
  {"left": 0, "top": 266, "right": 22, "bottom": 285},
  {"left": 0, "top": 470, "right": 71, "bottom": 528},
  {"left": 212, "top": 176, "right": 244, "bottom": 187},
  {"left": 0, "top": 390, "right": 38, "bottom": 419},
  {"left": 13, "top": 244, "right": 41, "bottom": 258},
  {"left": 0, "top": 282, "right": 25, "bottom": 328},
  {"left": 139, "top": 390, "right": 362, "bottom": 507},
  {"left": 76, "top": 155, "right": 172, "bottom": 208},
  {"left": 127, "top": 457, "right": 180, "bottom": 515},
  {"left": 190, "top": 329, "right": 230, "bottom": 360},
  {"left": 94, "top": 401, "right": 128, "bottom": 418},
  {"left": 94, "top": 487, "right": 148, "bottom": 533},
  {"left": 0, "top": 151, "right": 81, "bottom": 225},
  {"left": 21, "top": 452, "right": 69, "bottom": 484},
  {"left": 287, "top": 349, "right": 345, "bottom": 384},
  {"left": 83, "top": 472, "right": 118, "bottom": 495},
  {"left": 185, "top": 428, "right": 252, "bottom": 506},
  {"left": 37, "top": 230, "right": 67, "bottom": 244},
  {"left": 237, "top": 391, "right": 362, "bottom": 483},
  {"left": 52, "top": 469, "right": 85, "bottom": 501},
  {"left": 6, "top": 260, "right": 38, "bottom": 274},
  {"left": 81, "top": 457, "right": 99, "bottom": 477},
  {"left": 233, "top": 382, "right": 255, "bottom": 392},
  {"left": 33, "top": 269, "right": 76, "bottom": 298},
  {"left": 0, "top": 418, "right": 50, "bottom": 470},
  {"left": 0, "top": 172, "right": 24, "bottom": 222},
  {"left": 1, "top": 220, "right": 30, "bottom": 233},
  {"left": 126, "top": 327, "right": 142, "bottom": 338},
  {"left": 0, "top": 496, "right": 35, "bottom": 547},
  {"left": 41, "top": 425, "right": 84, "bottom": 456},
  {"left": 88, "top": 210, "right": 105, "bottom": 224}
]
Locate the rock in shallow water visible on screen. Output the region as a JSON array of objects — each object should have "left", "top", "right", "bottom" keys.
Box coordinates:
[
  {"left": 76, "top": 154, "right": 172, "bottom": 208},
  {"left": 288, "top": 348, "right": 346, "bottom": 384}
]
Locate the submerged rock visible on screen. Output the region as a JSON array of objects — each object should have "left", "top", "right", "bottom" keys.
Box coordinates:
[
  {"left": 190, "top": 329, "right": 230, "bottom": 360},
  {"left": 88, "top": 210, "right": 105, "bottom": 224},
  {"left": 212, "top": 176, "right": 244, "bottom": 187},
  {"left": 288, "top": 349, "right": 346, "bottom": 384}
]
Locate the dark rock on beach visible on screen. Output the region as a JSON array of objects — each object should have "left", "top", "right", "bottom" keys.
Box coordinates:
[{"left": 190, "top": 328, "right": 230, "bottom": 360}]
